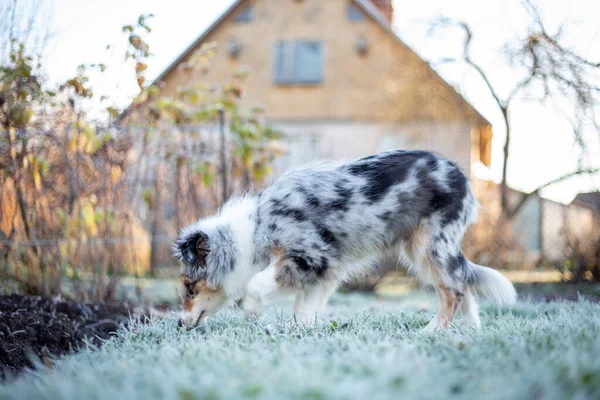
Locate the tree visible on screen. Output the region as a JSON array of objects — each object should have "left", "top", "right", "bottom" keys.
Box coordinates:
[
  {"left": 430, "top": 0, "right": 600, "bottom": 220},
  {"left": 0, "top": 0, "right": 52, "bottom": 63}
]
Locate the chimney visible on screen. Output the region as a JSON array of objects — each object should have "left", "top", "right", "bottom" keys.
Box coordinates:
[{"left": 370, "top": 0, "right": 393, "bottom": 25}]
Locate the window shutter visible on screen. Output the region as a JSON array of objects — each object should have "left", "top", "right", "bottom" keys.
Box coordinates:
[{"left": 273, "top": 41, "right": 287, "bottom": 83}]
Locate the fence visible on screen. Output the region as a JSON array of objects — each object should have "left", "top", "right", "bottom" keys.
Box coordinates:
[{"left": 464, "top": 179, "right": 600, "bottom": 280}]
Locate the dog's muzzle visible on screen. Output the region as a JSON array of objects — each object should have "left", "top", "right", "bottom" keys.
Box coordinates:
[{"left": 178, "top": 310, "right": 206, "bottom": 329}]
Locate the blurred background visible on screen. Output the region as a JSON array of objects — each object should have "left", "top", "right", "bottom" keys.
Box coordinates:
[{"left": 1, "top": 0, "right": 599, "bottom": 306}]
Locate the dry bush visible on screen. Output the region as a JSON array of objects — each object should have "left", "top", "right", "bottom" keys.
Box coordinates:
[{"left": 1, "top": 14, "right": 282, "bottom": 301}]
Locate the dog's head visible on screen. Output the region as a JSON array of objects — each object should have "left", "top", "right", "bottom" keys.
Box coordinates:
[
  {"left": 173, "top": 230, "right": 227, "bottom": 328},
  {"left": 177, "top": 275, "right": 227, "bottom": 328}
]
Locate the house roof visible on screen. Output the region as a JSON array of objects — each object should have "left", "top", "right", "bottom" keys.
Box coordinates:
[
  {"left": 571, "top": 192, "right": 600, "bottom": 214},
  {"left": 120, "top": 0, "right": 490, "bottom": 126},
  {"left": 149, "top": 0, "right": 247, "bottom": 87},
  {"left": 352, "top": 0, "right": 489, "bottom": 125}
]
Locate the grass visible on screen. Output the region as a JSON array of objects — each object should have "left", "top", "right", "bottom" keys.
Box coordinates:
[
  {"left": 513, "top": 281, "right": 600, "bottom": 302},
  {"left": 2, "top": 291, "right": 600, "bottom": 400}
]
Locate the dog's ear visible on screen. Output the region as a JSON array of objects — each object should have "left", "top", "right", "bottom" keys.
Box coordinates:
[{"left": 174, "top": 231, "right": 210, "bottom": 266}]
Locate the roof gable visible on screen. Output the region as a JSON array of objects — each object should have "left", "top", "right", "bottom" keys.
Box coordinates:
[
  {"left": 150, "top": 0, "right": 247, "bottom": 86},
  {"left": 139, "top": 0, "right": 489, "bottom": 126}
]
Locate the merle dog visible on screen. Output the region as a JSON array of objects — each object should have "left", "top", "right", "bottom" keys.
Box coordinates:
[{"left": 173, "top": 150, "right": 516, "bottom": 329}]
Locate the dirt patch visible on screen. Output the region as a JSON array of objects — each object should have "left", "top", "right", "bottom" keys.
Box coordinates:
[{"left": 0, "top": 294, "right": 135, "bottom": 379}]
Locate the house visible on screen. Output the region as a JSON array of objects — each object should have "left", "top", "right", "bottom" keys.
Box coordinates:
[
  {"left": 138, "top": 0, "right": 493, "bottom": 177},
  {"left": 469, "top": 179, "right": 599, "bottom": 266},
  {"left": 571, "top": 192, "right": 600, "bottom": 216}
]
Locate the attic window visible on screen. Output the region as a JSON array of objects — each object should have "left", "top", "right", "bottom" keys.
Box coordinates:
[
  {"left": 347, "top": 3, "right": 365, "bottom": 21},
  {"left": 274, "top": 41, "right": 323, "bottom": 85},
  {"left": 235, "top": 5, "right": 252, "bottom": 23}
]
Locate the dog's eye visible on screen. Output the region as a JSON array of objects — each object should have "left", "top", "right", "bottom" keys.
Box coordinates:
[{"left": 183, "top": 281, "right": 198, "bottom": 298}]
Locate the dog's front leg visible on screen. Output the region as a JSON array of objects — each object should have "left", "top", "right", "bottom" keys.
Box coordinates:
[
  {"left": 243, "top": 264, "right": 280, "bottom": 318},
  {"left": 294, "top": 281, "right": 339, "bottom": 324}
]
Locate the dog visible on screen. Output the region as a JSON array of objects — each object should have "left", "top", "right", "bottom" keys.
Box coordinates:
[{"left": 173, "top": 150, "right": 516, "bottom": 330}]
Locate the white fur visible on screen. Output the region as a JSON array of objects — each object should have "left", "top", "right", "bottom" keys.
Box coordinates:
[
  {"left": 293, "top": 281, "right": 339, "bottom": 324},
  {"left": 243, "top": 264, "right": 280, "bottom": 316},
  {"left": 460, "top": 289, "right": 482, "bottom": 329},
  {"left": 469, "top": 262, "right": 517, "bottom": 306}
]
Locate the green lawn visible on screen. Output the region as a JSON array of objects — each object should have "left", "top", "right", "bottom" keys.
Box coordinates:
[{"left": 2, "top": 292, "right": 600, "bottom": 400}]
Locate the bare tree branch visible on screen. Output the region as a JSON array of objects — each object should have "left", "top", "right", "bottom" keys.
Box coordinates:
[
  {"left": 429, "top": 18, "right": 506, "bottom": 110},
  {"left": 522, "top": 0, "right": 600, "bottom": 68},
  {"left": 429, "top": 3, "right": 600, "bottom": 220}
]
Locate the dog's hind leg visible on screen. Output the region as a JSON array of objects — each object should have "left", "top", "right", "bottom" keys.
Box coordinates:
[
  {"left": 423, "top": 283, "right": 463, "bottom": 332},
  {"left": 459, "top": 288, "right": 481, "bottom": 329},
  {"left": 399, "top": 222, "right": 467, "bottom": 331},
  {"left": 421, "top": 253, "right": 471, "bottom": 332}
]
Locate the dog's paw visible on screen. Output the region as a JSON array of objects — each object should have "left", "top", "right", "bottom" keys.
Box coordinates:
[
  {"left": 421, "top": 319, "right": 446, "bottom": 333},
  {"left": 242, "top": 294, "right": 263, "bottom": 318}
]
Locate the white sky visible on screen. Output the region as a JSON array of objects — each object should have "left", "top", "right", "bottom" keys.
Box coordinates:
[{"left": 41, "top": 0, "right": 600, "bottom": 203}]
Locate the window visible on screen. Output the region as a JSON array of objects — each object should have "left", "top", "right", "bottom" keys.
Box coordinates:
[
  {"left": 347, "top": 3, "right": 365, "bottom": 21},
  {"left": 274, "top": 41, "right": 323, "bottom": 85},
  {"left": 235, "top": 5, "right": 252, "bottom": 23}
]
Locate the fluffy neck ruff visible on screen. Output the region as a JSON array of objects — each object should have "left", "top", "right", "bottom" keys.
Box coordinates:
[{"left": 181, "top": 196, "right": 258, "bottom": 298}]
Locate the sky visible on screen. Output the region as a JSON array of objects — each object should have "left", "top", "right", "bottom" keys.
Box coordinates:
[{"left": 32, "top": 0, "right": 600, "bottom": 203}]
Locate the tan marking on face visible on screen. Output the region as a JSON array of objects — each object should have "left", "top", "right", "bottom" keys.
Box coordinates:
[
  {"left": 195, "top": 279, "right": 224, "bottom": 294},
  {"left": 179, "top": 277, "right": 228, "bottom": 328},
  {"left": 183, "top": 299, "right": 194, "bottom": 312},
  {"left": 181, "top": 278, "right": 222, "bottom": 297}
]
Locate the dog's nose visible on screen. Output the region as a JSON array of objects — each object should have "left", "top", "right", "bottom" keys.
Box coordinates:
[{"left": 177, "top": 318, "right": 184, "bottom": 328}]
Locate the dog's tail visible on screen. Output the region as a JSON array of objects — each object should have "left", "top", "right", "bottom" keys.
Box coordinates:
[{"left": 467, "top": 260, "right": 517, "bottom": 306}]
